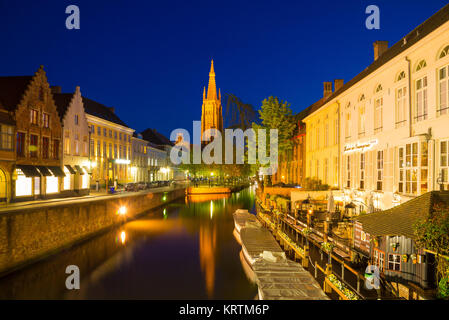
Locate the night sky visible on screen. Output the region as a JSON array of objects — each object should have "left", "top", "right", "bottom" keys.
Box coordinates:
[{"left": 1, "top": 0, "right": 447, "bottom": 137}]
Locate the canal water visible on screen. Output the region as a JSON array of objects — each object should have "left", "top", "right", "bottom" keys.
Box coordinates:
[{"left": 0, "top": 188, "right": 258, "bottom": 299}]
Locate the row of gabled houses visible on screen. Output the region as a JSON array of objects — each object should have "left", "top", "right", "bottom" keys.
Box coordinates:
[
  {"left": 0, "top": 66, "right": 179, "bottom": 203},
  {"left": 270, "top": 3, "right": 449, "bottom": 299}
]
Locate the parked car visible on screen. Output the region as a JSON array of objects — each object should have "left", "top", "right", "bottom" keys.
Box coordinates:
[
  {"left": 125, "top": 183, "right": 138, "bottom": 192},
  {"left": 137, "top": 182, "right": 147, "bottom": 190}
]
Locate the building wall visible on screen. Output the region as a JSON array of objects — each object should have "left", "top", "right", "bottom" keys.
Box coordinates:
[
  {"left": 13, "top": 67, "right": 63, "bottom": 200},
  {"left": 304, "top": 101, "right": 340, "bottom": 188},
  {"left": 61, "top": 87, "right": 90, "bottom": 193},
  {"left": 337, "top": 19, "right": 449, "bottom": 211},
  {"left": 86, "top": 115, "right": 134, "bottom": 187},
  {"left": 131, "top": 137, "right": 148, "bottom": 183}
]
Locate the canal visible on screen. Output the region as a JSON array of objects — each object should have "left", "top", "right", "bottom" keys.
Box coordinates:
[{"left": 0, "top": 188, "right": 258, "bottom": 299}]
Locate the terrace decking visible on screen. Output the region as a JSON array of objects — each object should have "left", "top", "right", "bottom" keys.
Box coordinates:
[{"left": 234, "top": 210, "right": 329, "bottom": 300}]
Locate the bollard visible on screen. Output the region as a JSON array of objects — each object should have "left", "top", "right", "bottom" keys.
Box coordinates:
[{"left": 324, "top": 263, "right": 332, "bottom": 294}]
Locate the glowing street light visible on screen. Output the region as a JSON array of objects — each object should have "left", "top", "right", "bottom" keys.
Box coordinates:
[{"left": 118, "top": 206, "right": 127, "bottom": 215}]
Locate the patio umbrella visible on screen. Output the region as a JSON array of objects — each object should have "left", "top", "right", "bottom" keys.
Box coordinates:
[{"left": 327, "top": 191, "right": 335, "bottom": 213}]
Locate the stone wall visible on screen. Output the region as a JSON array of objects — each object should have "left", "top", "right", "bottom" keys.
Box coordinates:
[{"left": 0, "top": 188, "right": 185, "bottom": 276}]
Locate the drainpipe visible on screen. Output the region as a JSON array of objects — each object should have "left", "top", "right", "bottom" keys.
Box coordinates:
[
  {"left": 336, "top": 100, "right": 341, "bottom": 189},
  {"left": 405, "top": 57, "right": 413, "bottom": 138}
]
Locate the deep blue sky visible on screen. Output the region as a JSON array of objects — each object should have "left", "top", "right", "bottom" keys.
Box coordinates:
[{"left": 1, "top": 0, "right": 447, "bottom": 137}]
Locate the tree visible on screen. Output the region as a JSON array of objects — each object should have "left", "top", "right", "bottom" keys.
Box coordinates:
[
  {"left": 251, "top": 97, "right": 297, "bottom": 183},
  {"left": 414, "top": 204, "right": 449, "bottom": 299}
]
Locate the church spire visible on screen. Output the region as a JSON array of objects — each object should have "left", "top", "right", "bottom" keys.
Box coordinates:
[{"left": 206, "top": 59, "right": 217, "bottom": 100}]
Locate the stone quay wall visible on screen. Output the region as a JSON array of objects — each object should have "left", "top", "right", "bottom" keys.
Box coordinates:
[{"left": 0, "top": 188, "right": 185, "bottom": 276}]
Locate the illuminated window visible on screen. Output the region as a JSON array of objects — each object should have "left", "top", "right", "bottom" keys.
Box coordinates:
[
  {"left": 63, "top": 167, "right": 71, "bottom": 190},
  {"left": 346, "top": 155, "right": 351, "bottom": 188},
  {"left": 360, "top": 153, "right": 365, "bottom": 189},
  {"left": 399, "top": 143, "right": 418, "bottom": 194},
  {"left": 415, "top": 76, "right": 428, "bottom": 122},
  {"left": 440, "top": 141, "right": 449, "bottom": 188},
  {"left": 395, "top": 86, "right": 407, "bottom": 127},
  {"left": 15, "top": 169, "right": 32, "bottom": 197},
  {"left": 46, "top": 176, "right": 59, "bottom": 194},
  {"left": 30, "top": 109, "right": 38, "bottom": 125},
  {"left": 82, "top": 168, "right": 89, "bottom": 189},
  {"left": 358, "top": 105, "right": 365, "bottom": 137},
  {"left": 0, "top": 125, "right": 13, "bottom": 150},
  {"left": 438, "top": 65, "right": 449, "bottom": 115},
  {"left": 377, "top": 151, "right": 383, "bottom": 191},
  {"left": 387, "top": 254, "right": 401, "bottom": 271},
  {"left": 374, "top": 97, "right": 383, "bottom": 133},
  {"left": 373, "top": 249, "right": 385, "bottom": 272},
  {"left": 42, "top": 113, "right": 50, "bottom": 128}
]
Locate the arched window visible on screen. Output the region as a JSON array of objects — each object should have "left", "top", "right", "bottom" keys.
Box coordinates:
[
  {"left": 439, "top": 45, "right": 449, "bottom": 59},
  {"left": 416, "top": 60, "right": 427, "bottom": 72},
  {"left": 375, "top": 84, "right": 383, "bottom": 93},
  {"left": 396, "top": 71, "right": 406, "bottom": 82}
]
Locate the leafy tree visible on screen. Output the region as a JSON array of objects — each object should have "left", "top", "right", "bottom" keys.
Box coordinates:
[
  {"left": 251, "top": 97, "right": 297, "bottom": 184},
  {"left": 414, "top": 204, "right": 449, "bottom": 299}
]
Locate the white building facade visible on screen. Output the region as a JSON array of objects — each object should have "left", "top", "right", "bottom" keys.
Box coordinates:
[{"left": 336, "top": 9, "right": 449, "bottom": 211}]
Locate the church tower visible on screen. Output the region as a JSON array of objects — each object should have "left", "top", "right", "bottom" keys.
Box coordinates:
[{"left": 201, "top": 60, "right": 223, "bottom": 141}]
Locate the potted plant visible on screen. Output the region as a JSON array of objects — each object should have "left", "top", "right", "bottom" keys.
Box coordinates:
[
  {"left": 410, "top": 253, "right": 417, "bottom": 264},
  {"left": 402, "top": 254, "right": 409, "bottom": 263},
  {"left": 391, "top": 242, "right": 399, "bottom": 252}
]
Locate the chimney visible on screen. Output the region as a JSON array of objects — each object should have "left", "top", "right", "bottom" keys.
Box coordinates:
[
  {"left": 50, "top": 86, "right": 61, "bottom": 94},
  {"left": 108, "top": 107, "right": 115, "bottom": 114},
  {"left": 334, "top": 79, "right": 344, "bottom": 92},
  {"left": 323, "top": 82, "right": 332, "bottom": 98},
  {"left": 373, "top": 41, "right": 388, "bottom": 61}
]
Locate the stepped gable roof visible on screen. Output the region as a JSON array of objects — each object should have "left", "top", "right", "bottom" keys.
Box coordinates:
[
  {"left": 355, "top": 191, "right": 449, "bottom": 239},
  {"left": 0, "top": 76, "right": 33, "bottom": 111},
  {"left": 82, "top": 96, "right": 129, "bottom": 128},
  {"left": 305, "top": 4, "right": 449, "bottom": 117}
]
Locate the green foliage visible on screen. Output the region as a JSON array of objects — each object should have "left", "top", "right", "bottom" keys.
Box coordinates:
[
  {"left": 438, "top": 276, "right": 449, "bottom": 299},
  {"left": 302, "top": 177, "right": 330, "bottom": 191},
  {"left": 251, "top": 97, "right": 297, "bottom": 170},
  {"left": 414, "top": 204, "right": 449, "bottom": 298}
]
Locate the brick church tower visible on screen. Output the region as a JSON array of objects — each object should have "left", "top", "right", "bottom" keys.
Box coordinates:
[{"left": 201, "top": 60, "right": 223, "bottom": 141}]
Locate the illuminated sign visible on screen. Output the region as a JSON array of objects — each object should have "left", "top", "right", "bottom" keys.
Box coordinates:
[
  {"left": 115, "top": 159, "right": 131, "bottom": 164},
  {"left": 344, "top": 139, "right": 378, "bottom": 154}
]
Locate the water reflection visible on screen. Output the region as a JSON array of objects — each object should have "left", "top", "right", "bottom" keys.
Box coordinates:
[{"left": 0, "top": 187, "right": 257, "bottom": 299}]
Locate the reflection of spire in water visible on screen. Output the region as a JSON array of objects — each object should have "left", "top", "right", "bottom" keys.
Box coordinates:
[{"left": 199, "top": 221, "right": 216, "bottom": 298}]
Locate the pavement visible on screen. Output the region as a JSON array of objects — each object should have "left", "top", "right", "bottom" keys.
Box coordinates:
[{"left": 0, "top": 185, "right": 186, "bottom": 213}]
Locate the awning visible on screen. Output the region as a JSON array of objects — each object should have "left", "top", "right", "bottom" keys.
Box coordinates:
[
  {"left": 35, "top": 166, "right": 52, "bottom": 176},
  {"left": 64, "top": 165, "right": 76, "bottom": 174},
  {"left": 48, "top": 166, "right": 66, "bottom": 177},
  {"left": 16, "top": 165, "right": 41, "bottom": 177},
  {"left": 74, "top": 165, "right": 84, "bottom": 175},
  {"left": 83, "top": 166, "right": 91, "bottom": 174}
]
